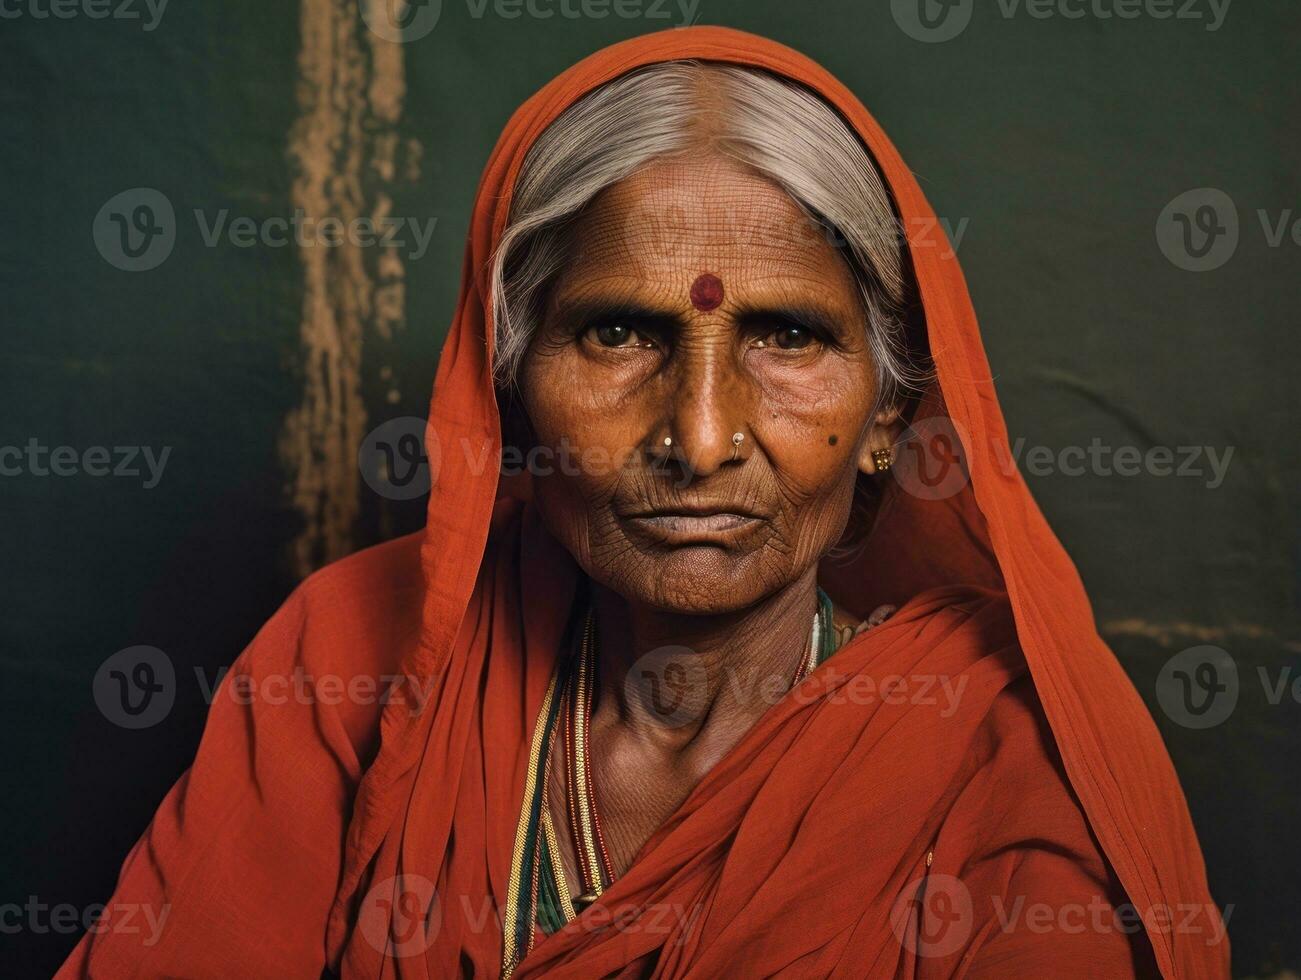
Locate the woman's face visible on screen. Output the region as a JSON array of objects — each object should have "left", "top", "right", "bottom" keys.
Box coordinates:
[{"left": 518, "top": 153, "right": 896, "bottom": 613}]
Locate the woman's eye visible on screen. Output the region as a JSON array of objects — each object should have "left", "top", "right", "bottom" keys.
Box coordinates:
[
  {"left": 755, "top": 325, "right": 816, "bottom": 350},
  {"left": 590, "top": 323, "right": 644, "bottom": 348},
  {"left": 774, "top": 326, "right": 812, "bottom": 349}
]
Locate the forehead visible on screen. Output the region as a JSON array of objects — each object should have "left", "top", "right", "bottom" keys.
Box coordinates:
[{"left": 557, "top": 154, "right": 859, "bottom": 294}]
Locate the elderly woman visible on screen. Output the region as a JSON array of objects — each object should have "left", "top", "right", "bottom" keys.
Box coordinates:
[{"left": 60, "top": 27, "right": 1225, "bottom": 980}]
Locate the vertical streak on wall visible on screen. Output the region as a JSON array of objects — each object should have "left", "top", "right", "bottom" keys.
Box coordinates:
[{"left": 282, "top": 0, "right": 410, "bottom": 576}]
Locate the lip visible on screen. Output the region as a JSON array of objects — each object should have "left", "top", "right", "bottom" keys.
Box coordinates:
[{"left": 622, "top": 507, "right": 767, "bottom": 545}]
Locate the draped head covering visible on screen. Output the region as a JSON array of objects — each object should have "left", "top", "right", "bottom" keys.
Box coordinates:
[{"left": 59, "top": 26, "right": 1225, "bottom": 980}]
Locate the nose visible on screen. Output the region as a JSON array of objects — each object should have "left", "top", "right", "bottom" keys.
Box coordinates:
[{"left": 658, "top": 341, "right": 752, "bottom": 481}]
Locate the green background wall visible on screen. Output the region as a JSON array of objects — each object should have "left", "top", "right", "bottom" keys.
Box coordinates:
[{"left": 1, "top": 1, "right": 1296, "bottom": 975}]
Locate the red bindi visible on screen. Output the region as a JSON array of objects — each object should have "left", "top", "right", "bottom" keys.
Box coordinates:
[{"left": 689, "top": 273, "right": 724, "bottom": 312}]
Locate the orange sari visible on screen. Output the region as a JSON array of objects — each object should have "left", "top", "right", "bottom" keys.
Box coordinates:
[{"left": 58, "top": 27, "right": 1227, "bottom": 980}]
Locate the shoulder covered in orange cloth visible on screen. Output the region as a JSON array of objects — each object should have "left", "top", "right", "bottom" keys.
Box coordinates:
[{"left": 59, "top": 26, "right": 1226, "bottom": 980}]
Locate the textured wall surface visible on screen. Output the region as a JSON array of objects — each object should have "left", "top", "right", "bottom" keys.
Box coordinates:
[{"left": 1, "top": 1, "right": 1296, "bottom": 975}]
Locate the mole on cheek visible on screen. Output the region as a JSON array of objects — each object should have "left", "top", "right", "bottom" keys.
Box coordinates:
[
  {"left": 828, "top": 434, "right": 838, "bottom": 446},
  {"left": 689, "top": 273, "right": 724, "bottom": 312}
]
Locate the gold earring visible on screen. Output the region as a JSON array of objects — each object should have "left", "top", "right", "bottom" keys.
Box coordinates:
[{"left": 871, "top": 448, "right": 893, "bottom": 472}]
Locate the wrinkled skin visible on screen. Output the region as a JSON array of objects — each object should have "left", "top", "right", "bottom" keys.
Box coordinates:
[
  {"left": 520, "top": 153, "right": 900, "bottom": 613},
  {"left": 517, "top": 152, "right": 905, "bottom": 887}
]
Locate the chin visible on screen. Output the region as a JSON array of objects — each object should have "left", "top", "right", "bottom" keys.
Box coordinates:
[{"left": 601, "top": 545, "right": 788, "bottom": 615}]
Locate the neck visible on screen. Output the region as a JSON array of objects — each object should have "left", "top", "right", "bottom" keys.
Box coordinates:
[{"left": 588, "top": 568, "right": 819, "bottom": 760}]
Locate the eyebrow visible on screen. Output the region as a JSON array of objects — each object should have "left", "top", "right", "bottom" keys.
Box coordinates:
[
  {"left": 732, "top": 302, "right": 851, "bottom": 339},
  {"left": 551, "top": 296, "right": 854, "bottom": 339},
  {"left": 551, "top": 297, "right": 678, "bottom": 327}
]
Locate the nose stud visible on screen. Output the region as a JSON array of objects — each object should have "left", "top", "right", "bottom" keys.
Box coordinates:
[
  {"left": 663, "top": 437, "right": 673, "bottom": 448},
  {"left": 731, "top": 432, "right": 744, "bottom": 461}
]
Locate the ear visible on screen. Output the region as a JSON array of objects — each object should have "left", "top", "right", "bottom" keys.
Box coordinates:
[{"left": 857, "top": 403, "right": 906, "bottom": 476}]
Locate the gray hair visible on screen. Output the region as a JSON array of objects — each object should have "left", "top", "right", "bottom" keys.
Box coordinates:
[{"left": 490, "top": 61, "right": 924, "bottom": 406}]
